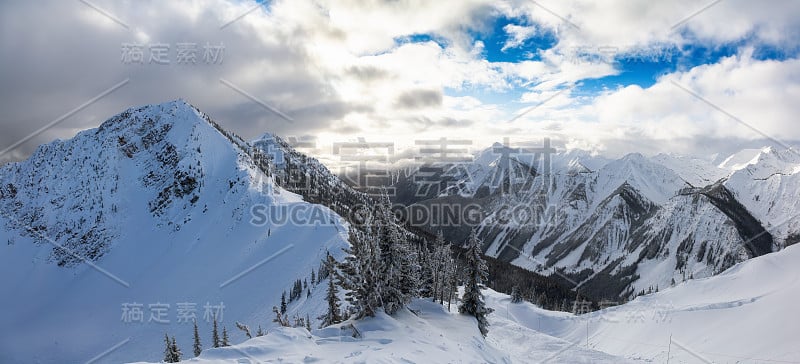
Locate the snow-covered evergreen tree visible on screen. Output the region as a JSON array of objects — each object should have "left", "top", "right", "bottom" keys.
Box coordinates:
[
  {"left": 339, "top": 228, "right": 382, "bottom": 318},
  {"left": 280, "top": 292, "right": 287, "bottom": 314},
  {"left": 510, "top": 285, "right": 523, "bottom": 303},
  {"left": 429, "top": 231, "right": 457, "bottom": 306},
  {"left": 418, "top": 242, "right": 434, "bottom": 298},
  {"left": 445, "top": 255, "right": 458, "bottom": 310},
  {"left": 431, "top": 231, "right": 447, "bottom": 302},
  {"left": 321, "top": 253, "right": 343, "bottom": 327},
  {"left": 171, "top": 337, "right": 182, "bottom": 362},
  {"left": 221, "top": 327, "right": 230, "bottom": 347},
  {"left": 163, "top": 334, "right": 173, "bottom": 363},
  {"left": 459, "top": 229, "right": 490, "bottom": 337},
  {"left": 212, "top": 316, "right": 220, "bottom": 348},
  {"left": 398, "top": 237, "right": 421, "bottom": 301},
  {"left": 192, "top": 320, "right": 202, "bottom": 357},
  {"left": 376, "top": 192, "right": 406, "bottom": 314},
  {"left": 163, "top": 334, "right": 181, "bottom": 363}
]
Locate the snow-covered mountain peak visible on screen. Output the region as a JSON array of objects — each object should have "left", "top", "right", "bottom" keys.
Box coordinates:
[
  {"left": 650, "top": 152, "right": 727, "bottom": 187},
  {"left": 0, "top": 98, "right": 270, "bottom": 267},
  {"left": 0, "top": 102, "right": 351, "bottom": 363},
  {"left": 254, "top": 131, "right": 278, "bottom": 142},
  {"left": 722, "top": 146, "right": 800, "bottom": 181},
  {"left": 595, "top": 151, "right": 688, "bottom": 205},
  {"left": 620, "top": 151, "right": 646, "bottom": 161},
  {"left": 721, "top": 146, "right": 800, "bottom": 246},
  {"left": 98, "top": 99, "right": 203, "bottom": 130},
  {"left": 717, "top": 147, "right": 772, "bottom": 171}
]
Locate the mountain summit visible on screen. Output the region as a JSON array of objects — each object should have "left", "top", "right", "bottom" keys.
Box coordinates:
[{"left": 0, "top": 100, "right": 350, "bottom": 363}]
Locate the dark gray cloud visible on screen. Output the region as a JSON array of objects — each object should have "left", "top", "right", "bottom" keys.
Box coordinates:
[
  {"left": 0, "top": 0, "right": 354, "bottom": 163},
  {"left": 346, "top": 65, "right": 392, "bottom": 82},
  {"left": 394, "top": 89, "right": 443, "bottom": 110}
]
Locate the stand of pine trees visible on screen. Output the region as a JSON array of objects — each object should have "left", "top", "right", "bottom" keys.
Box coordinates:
[
  {"left": 402, "top": 222, "right": 584, "bottom": 312},
  {"left": 324, "top": 193, "right": 495, "bottom": 336},
  {"left": 169, "top": 201, "right": 496, "bottom": 354},
  {"left": 332, "top": 192, "right": 460, "bottom": 320}
]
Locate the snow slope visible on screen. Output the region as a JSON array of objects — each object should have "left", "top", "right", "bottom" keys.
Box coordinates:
[
  {"left": 490, "top": 243, "right": 800, "bottom": 363},
  {"left": 724, "top": 147, "right": 800, "bottom": 246},
  {"left": 132, "top": 299, "right": 631, "bottom": 364},
  {"left": 0, "top": 100, "right": 350, "bottom": 363},
  {"left": 650, "top": 153, "right": 727, "bottom": 187},
  {"left": 171, "top": 241, "right": 800, "bottom": 364}
]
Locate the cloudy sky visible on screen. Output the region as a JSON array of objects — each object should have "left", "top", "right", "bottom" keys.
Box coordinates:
[{"left": 1, "top": 0, "right": 799, "bottom": 165}]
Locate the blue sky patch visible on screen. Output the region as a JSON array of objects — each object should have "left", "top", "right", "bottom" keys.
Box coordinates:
[{"left": 471, "top": 15, "right": 558, "bottom": 63}]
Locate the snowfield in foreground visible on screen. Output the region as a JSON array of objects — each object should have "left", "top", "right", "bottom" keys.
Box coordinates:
[
  {"left": 134, "top": 243, "right": 800, "bottom": 364},
  {"left": 136, "top": 299, "right": 628, "bottom": 364},
  {"left": 494, "top": 243, "right": 800, "bottom": 363}
]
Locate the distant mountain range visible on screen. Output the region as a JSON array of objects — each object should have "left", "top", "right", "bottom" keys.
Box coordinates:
[{"left": 391, "top": 140, "right": 800, "bottom": 300}]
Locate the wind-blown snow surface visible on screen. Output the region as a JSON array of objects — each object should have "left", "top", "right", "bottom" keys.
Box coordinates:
[
  {"left": 132, "top": 240, "right": 800, "bottom": 364},
  {"left": 491, "top": 244, "right": 800, "bottom": 363},
  {"left": 133, "top": 299, "right": 630, "bottom": 364},
  {"left": 0, "top": 101, "right": 349, "bottom": 363}
]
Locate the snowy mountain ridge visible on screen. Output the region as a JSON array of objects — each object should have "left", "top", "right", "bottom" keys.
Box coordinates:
[
  {"left": 394, "top": 141, "right": 799, "bottom": 300},
  {"left": 0, "top": 100, "right": 351, "bottom": 363}
]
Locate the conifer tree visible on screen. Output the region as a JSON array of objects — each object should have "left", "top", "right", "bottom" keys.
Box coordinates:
[
  {"left": 192, "top": 320, "right": 202, "bottom": 357},
  {"left": 398, "top": 234, "right": 421, "bottom": 301},
  {"left": 376, "top": 192, "right": 406, "bottom": 314},
  {"left": 322, "top": 253, "right": 343, "bottom": 327},
  {"left": 221, "top": 327, "right": 230, "bottom": 347},
  {"left": 459, "top": 229, "right": 490, "bottom": 337},
  {"left": 418, "top": 243, "right": 434, "bottom": 298},
  {"left": 339, "top": 228, "right": 382, "bottom": 318},
  {"left": 431, "top": 231, "right": 447, "bottom": 302},
  {"left": 171, "top": 337, "right": 182, "bottom": 362},
  {"left": 212, "top": 315, "right": 220, "bottom": 348},
  {"left": 163, "top": 333, "right": 174, "bottom": 363},
  {"left": 511, "top": 285, "right": 523, "bottom": 303}
]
